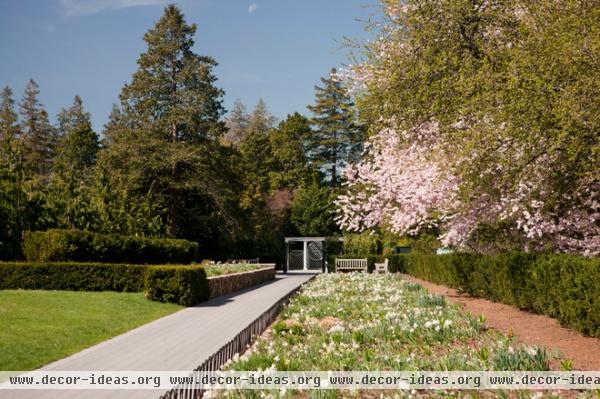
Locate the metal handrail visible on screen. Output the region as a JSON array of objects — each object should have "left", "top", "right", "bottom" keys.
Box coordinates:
[{"left": 159, "top": 276, "right": 314, "bottom": 399}]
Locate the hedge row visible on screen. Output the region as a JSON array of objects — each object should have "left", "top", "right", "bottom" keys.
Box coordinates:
[
  {"left": 334, "top": 252, "right": 600, "bottom": 337},
  {"left": 0, "top": 262, "right": 147, "bottom": 292},
  {"left": 145, "top": 265, "right": 209, "bottom": 306},
  {"left": 22, "top": 229, "right": 198, "bottom": 264},
  {"left": 0, "top": 262, "right": 275, "bottom": 307},
  {"left": 0, "top": 262, "right": 206, "bottom": 306}
]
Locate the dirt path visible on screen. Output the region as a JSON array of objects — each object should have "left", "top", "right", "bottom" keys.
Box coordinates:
[{"left": 401, "top": 274, "right": 600, "bottom": 370}]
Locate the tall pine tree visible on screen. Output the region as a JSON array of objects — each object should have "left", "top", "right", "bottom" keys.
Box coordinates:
[
  {"left": 49, "top": 96, "right": 100, "bottom": 230},
  {"left": 0, "top": 86, "right": 25, "bottom": 258},
  {"left": 307, "top": 68, "right": 364, "bottom": 187},
  {"left": 0, "top": 87, "right": 20, "bottom": 151},
  {"left": 223, "top": 99, "right": 250, "bottom": 146},
  {"left": 268, "top": 112, "right": 314, "bottom": 190},
  {"left": 101, "top": 4, "right": 232, "bottom": 239},
  {"left": 19, "top": 79, "right": 58, "bottom": 179}
]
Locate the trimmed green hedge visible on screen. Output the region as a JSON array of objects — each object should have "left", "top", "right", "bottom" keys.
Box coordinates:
[
  {"left": 402, "top": 252, "right": 600, "bottom": 337},
  {"left": 0, "top": 262, "right": 208, "bottom": 305},
  {"left": 145, "top": 266, "right": 209, "bottom": 306},
  {"left": 22, "top": 230, "right": 198, "bottom": 264},
  {"left": 331, "top": 252, "right": 600, "bottom": 337},
  {"left": 0, "top": 262, "right": 147, "bottom": 292},
  {"left": 0, "top": 262, "right": 267, "bottom": 307}
]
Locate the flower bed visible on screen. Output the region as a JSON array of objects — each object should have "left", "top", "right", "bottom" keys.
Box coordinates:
[
  {"left": 204, "top": 263, "right": 268, "bottom": 277},
  {"left": 218, "top": 273, "right": 556, "bottom": 397}
]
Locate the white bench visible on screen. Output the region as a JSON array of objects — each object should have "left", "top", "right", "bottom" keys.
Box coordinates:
[
  {"left": 374, "top": 258, "right": 389, "bottom": 274},
  {"left": 335, "top": 258, "right": 367, "bottom": 273}
]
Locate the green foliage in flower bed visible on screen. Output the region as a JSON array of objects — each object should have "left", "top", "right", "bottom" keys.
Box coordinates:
[
  {"left": 204, "top": 263, "right": 264, "bottom": 277},
  {"left": 22, "top": 229, "right": 198, "bottom": 264},
  {"left": 220, "top": 274, "right": 554, "bottom": 397}
]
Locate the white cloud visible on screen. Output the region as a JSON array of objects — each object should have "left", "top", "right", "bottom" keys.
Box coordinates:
[
  {"left": 60, "top": 0, "right": 169, "bottom": 17},
  {"left": 248, "top": 3, "right": 258, "bottom": 14}
]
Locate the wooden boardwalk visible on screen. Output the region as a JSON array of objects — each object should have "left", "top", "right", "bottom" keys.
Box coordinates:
[{"left": 4, "top": 271, "right": 316, "bottom": 399}]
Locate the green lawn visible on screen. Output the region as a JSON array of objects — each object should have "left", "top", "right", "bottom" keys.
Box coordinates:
[{"left": 0, "top": 290, "right": 182, "bottom": 371}]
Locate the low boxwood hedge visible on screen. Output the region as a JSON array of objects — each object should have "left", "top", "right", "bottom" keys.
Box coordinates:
[
  {"left": 0, "top": 262, "right": 148, "bottom": 292},
  {"left": 0, "top": 262, "right": 209, "bottom": 306},
  {"left": 332, "top": 252, "right": 600, "bottom": 337},
  {"left": 411, "top": 252, "right": 599, "bottom": 337},
  {"left": 145, "top": 266, "right": 209, "bottom": 306},
  {"left": 22, "top": 229, "right": 198, "bottom": 264}
]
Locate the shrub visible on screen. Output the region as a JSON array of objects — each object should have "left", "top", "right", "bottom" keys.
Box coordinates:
[
  {"left": 22, "top": 229, "right": 198, "bottom": 264},
  {"left": 0, "top": 262, "right": 147, "bottom": 292},
  {"left": 144, "top": 266, "right": 209, "bottom": 306},
  {"left": 400, "top": 252, "right": 600, "bottom": 338},
  {"left": 343, "top": 232, "right": 380, "bottom": 256}
]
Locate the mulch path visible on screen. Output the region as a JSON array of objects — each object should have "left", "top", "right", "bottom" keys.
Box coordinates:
[{"left": 400, "top": 274, "right": 600, "bottom": 371}]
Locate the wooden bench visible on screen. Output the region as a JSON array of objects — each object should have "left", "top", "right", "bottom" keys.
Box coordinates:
[
  {"left": 335, "top": 258, "right": 367, "bottom": 273},
  {"left": 374, "top": 258, "right": 389, "bottom": 274},
  {"left": 226, "top": 258, "right": 260, "bottom": 264}
]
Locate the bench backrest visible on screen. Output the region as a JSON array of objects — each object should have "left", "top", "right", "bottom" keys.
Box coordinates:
[{"left": 335, "top": 258, "right": 368, "bottom": 271}]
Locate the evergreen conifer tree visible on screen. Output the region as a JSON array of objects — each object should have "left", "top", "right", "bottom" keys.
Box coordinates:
[
  {"left": 19, "top": 79, "right": 58, "bottom": 178},
  {"left": 307, "top": 68, "right": 364, "bottom": 187},
  {"left": 100, "top": 4, "right": 229, "bottom": 237}
]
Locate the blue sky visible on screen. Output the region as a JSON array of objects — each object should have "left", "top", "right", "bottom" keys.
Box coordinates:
[{"left": 0, "top": 0, "right": 379, "bottom": 132}]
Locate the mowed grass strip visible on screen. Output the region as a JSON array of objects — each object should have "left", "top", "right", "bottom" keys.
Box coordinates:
[{"left": 0, "top": 290, "right": 182, "bottom": 370}]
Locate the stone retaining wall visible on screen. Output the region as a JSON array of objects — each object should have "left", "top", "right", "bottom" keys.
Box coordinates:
[{"left": 207, "top": 264, "right": 276, "bottom": 299}]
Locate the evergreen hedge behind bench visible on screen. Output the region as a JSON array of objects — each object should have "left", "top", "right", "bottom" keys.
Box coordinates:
[
  {"left": 334, "top": 252, "right": 600, "bottom": 337},
  {"left": 22, "top": 229, "right": 198, "bottom": 264}
]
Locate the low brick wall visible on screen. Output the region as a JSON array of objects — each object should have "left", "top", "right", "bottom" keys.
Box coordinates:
[{"left": 207, "top": 264, "right": 276, "bottom": 299}]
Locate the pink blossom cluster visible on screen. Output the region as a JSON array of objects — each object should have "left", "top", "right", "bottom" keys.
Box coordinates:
[{"left": 335, "top": 123, "right": 459, "bottom": 235}]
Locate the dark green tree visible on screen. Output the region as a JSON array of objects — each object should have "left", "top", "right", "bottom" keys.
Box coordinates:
[
  {"left": 307, "top": 68, "right": 364, "bottom": 187},
  {"left": 57, "top": 95, "right": 91, "bottom": 137},
  {"left": 19, "top": 79, "right": 59, "bottom": 179},
  {"left": 0, "top": 87, "right": 20, "bottom": 150},
  {"left": 0, "top": 87, "right": 25, "bottom": 258},
  {"left": 238, "top": 100, "right": 277, "bottom": 209},
  {"left": 290, "top": 179, "right": 337, "bottom": 236},
  {"left": 101, "top": 4, "right": 230, "bottom": 238},
  {"left": 268, "top": 112, "right": 314, "bottom": 190},
  {"left": 49, "top": 96, "right": 101, "bottom": 230}
]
